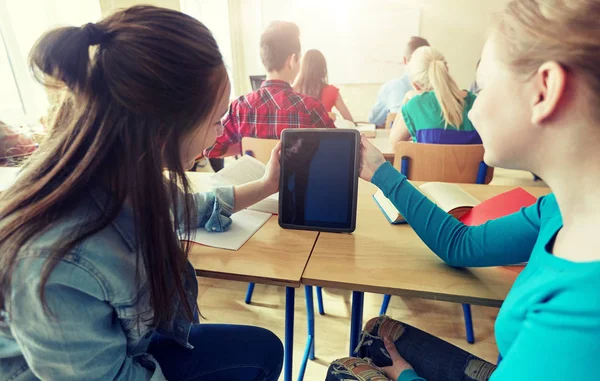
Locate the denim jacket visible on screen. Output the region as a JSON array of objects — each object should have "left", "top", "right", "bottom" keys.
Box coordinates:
[{"left": 0, "top": 185, "right": 234, "bottom": 380}]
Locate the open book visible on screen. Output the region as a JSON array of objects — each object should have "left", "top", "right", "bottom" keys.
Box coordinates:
[
  {"left": 211, "top": 155, "right": 279, "bottom": 214},
  {"left": 374, "top": 183, "right": 537, "bottom": 225}
]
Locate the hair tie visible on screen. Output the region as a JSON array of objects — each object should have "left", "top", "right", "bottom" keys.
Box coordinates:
[{"left": 81, "top": 23, "right": 107, "bottom": 46}]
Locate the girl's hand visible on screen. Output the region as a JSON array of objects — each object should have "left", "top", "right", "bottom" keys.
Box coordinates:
[
  {"left": 381, "top": 337, "right": 415, "bottom": 381},
  {"left": 359, "top": 135, "right": 386, "bottom": 182},
  {"left": 261, "top": 142, "right": 281, "bottom": 194}
]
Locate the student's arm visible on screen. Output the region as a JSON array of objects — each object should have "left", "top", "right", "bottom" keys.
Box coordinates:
[
  {"left": 389, "top": 112, "right": 412, "bottom": 146},
  {"left": 370, "top": 161, "right": 542, "bottom": 267},
  {"left": 204, "top": 102, "right": 241, "bottom": 158},
  {"left": 232, "top": 143, "right": 280, "bottom": 213},
  {"left": 368, "top": 85, "right": 388, "bottom": 126},
  {"left": 10, "top": 259, "right": 166, "bottom": 381},
  {"left": 334, "top": 93, "right": 354, "bottom": 122}
]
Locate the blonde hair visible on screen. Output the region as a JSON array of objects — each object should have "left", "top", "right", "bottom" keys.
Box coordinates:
[
  {"left": 498, "top": 0, "right": 600, "bottom": 119},
  {"left": 408, "top": 47, "right": 465, "bottom": 128}
]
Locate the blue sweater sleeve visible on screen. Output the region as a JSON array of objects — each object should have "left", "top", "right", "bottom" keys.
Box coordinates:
[
  {"left": 371, "top": 162, "right": 542, "bottom": 267},
  {"left": 398, "top": 369, "right": 426, "bottom": 381}
]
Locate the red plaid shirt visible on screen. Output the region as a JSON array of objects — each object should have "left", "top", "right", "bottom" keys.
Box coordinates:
[{"left": 205, "top": 80, "right": 335, "bottom": 158}]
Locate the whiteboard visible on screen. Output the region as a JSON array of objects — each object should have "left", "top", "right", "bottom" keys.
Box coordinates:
[{"left": 260, "top": 0, "right": 420, "bottom": 84}]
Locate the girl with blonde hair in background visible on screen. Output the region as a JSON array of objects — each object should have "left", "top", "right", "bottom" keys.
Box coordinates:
[
  {"left": 328, "top": 0, "right": 600, "bottom": 380},
  {"left": 389, "top": 46, "right": 481, "bottom": 146}
]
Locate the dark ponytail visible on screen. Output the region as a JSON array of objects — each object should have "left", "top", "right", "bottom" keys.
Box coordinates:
[{"left": 29, "top": 23, "right": 108, "bottom": 94}]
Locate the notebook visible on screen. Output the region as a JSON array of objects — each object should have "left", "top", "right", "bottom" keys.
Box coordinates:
[
  {"left": 374, "top": 183, "right": 537, "bottom": 225},
  {"left": 210, "top": 155, "right": 278, "bottom": 214},
  {"left": 183, "top": 209, "right": 271, "bottom": 251}
]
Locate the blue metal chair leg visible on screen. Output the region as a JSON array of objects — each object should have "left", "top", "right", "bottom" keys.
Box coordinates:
[
  {"left": 349, "top": 291, "right": 365, "bottom": 356},
  {"left": 284, "top": 287, "right": 295, "bottom": 381},
  {"left": 316, "top": 286, "right": 325, "bottom": 315},
  {"left": 298, "top": 285, "right": 316, "bottom": 381},
  {"left": 462, "top": 303, "right": 475, "bottom": 344},
  {"left": 380, "top": 294, "right": 391, "bottom": 315},
  {"left": 305, "top": 286, "right": 316, "bottom": 360},
  {"left": 245, "top": 282, "right": 255, "bottom": 304}
]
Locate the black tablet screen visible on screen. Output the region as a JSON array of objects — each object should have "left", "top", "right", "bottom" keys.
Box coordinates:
[{"left": 280, "top": 131, "right": 356, "bottom": 229}]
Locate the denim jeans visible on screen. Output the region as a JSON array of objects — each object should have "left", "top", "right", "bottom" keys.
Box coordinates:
[
  {"left": 148, "top": 323, "right": 283, "bottom": 381},
  {"left": 326, "top": 316, "right": 496, "bottom": 381}
]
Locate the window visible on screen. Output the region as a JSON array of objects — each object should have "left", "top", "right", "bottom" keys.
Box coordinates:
[
  {"left": 0, "top": 0, "right": 101, "bottom": 124},
  {"left": 181, "top": 0, "right": 236, "bottom": 98}
]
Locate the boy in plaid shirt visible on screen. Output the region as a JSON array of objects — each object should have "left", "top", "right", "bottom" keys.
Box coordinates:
[{"left": 204, "top": 21, "right": 334, "bottom": 158}]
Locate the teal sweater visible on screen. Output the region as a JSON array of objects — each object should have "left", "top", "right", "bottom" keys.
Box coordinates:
[{"left": 372, "top": 162, "right": 600, "bottom": 381}]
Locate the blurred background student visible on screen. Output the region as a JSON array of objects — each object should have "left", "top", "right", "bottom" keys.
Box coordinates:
[
  {"left": 389, "top": 46, "right": 481, "bottom": 146},
  {"left": 293, "top": 49, "right": 354, "bottom": 122},
  {"left": 368, "top": 37, "right": 430, "bottom": 127}
]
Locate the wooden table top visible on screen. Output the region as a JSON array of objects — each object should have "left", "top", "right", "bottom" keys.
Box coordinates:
[
  {"left": 370, "top": 130, "right": 395, "bottom": 160},
  {"left": 185, "top": 172, "right": 318, "bottom": 287},
  {"left": 302, "top": 180, "right": 552, "bottom": 307}
]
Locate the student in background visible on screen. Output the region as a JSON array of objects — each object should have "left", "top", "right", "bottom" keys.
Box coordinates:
[
  {"left": 329, "top": 0, "right": 600, "bottom": 379},
  {"left": 204, "top": 21, "right": 334, "bottom": 159},
  {"left": 368, "top": 36, "right": 430, "bottom": 127},
  {"left": 389, "top": 47, "right": 481, "bottom": 146},
  {"left": 0, "top": 6, "right": 283, "bottom": 381},
  {"left": 0, "top": 120, "right": 37, "bottom": 166},
  {"left": 293, "top": 49, "right": 354, "bottom": 122}
]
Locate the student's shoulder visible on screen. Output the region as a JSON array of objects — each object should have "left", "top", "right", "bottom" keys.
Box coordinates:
[
  {"left": 290, "top": 91, "right": 326, "bottom": 112},
  {"left": 404, "top": 91, "right": 436, "bottom": 111}
]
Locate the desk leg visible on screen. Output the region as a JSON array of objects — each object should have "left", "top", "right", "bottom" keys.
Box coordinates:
[
  {"left": 285, "top": 287, "right": 295, "bottom": 381},
  {"left": 349, "top": 291, "right": 364, "bottom": 356},
  {"left": 298, "top": 285, "right": 315, "bottom": 381}
]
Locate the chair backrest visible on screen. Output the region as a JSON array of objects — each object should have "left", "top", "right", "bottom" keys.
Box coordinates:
[
  {"left": 384, "top": 112, "right": 397, "bottom": 129},
  {"left": 249, "top": 75, "right": 266, "bottom": 91},
  {"left": 327, "top": 112, "right": 337, "bottom": 121},
  {"left": 392, "top": 142, "right": 494, "bottom": 184},
  {"left": 241, "top": 137, "right": 279, "bottom": 164}
]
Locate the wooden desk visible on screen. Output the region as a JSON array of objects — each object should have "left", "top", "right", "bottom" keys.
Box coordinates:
[
  {"left": 369, "top": 130, "right": 395, "bottom": 161},
  {"left": 302, "top": 179, "right": 551, "bottom": 353},
  {"left": 185, "top": 172, "right": 317, "bottom": 381},
  {"left": 186, "top": 172, "right": 318, "bottom": 287}
]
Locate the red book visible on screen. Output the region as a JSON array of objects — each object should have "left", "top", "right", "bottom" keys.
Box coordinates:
[{"left": 459, "top": 187, "right": 537, "bottom": 226}]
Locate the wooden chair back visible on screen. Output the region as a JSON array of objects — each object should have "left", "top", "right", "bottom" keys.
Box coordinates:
[
  {"left": 241, "top": 137, "right": 279, "bottom": 164},
  {"left": 384, "top": 112, "right": 397, "bottom": 129},
  {"left": 392, "top": 142, "right": 494, "bottom": 184},
  {"left": 327, "top": 112, "right": 337, "bottom": 121}
]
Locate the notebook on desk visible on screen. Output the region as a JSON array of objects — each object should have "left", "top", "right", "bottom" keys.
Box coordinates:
[
  {"left": 374, "top": 183, "right": 537, "bottom": 225},
  {"left": 183, "top": 209, "right": 271, "bottom": 251}
]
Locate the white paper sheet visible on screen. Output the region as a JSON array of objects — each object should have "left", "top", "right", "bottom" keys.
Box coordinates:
[{"left": 184, "top": 209, "right": 271, "bottom": 251}]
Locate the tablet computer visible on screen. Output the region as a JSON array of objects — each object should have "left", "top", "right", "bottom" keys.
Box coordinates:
[{"left": 279, "top": 129, "right": 360, "bottom": 233}]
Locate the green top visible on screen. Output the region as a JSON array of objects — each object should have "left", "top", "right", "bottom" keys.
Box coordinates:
[
  {"left": 401, "top": 91, "right": 481, "bottom": 144},
  {"left": 372, "top": 162, "right": 600, "bottom": 381}
]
